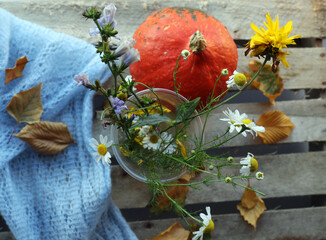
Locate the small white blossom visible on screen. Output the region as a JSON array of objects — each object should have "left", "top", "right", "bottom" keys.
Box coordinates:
[
  {"left": 181, "top": 49, "right": 190, "bottom": 60},
  {"left": 256, "top": 171, "right": 264, "bottom": 180},
  {"left": 89, "top": 135, "right": 113, "bottom": 164},
  {"left": 192, "top": 206, "right": 214, "bottom": 240},
  {"left": 142, "top": 132, "right": 162, "bottom": 151},
  {"left": 221, "top": 68, "right": 229, "bottom": 76},
  {"left": 125, "top": 75, "right": 137, "bottom": 92}
]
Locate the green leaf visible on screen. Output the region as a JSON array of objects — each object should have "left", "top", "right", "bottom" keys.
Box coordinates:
[
  {"left": 130, "top": 114, "right": 171, "bottom": 129},
  {"left": 248, "top": 60, "right": 284, "bottom": 104},
  {"left": 175, "top": 98, "right": 200, "bottom": 123}
]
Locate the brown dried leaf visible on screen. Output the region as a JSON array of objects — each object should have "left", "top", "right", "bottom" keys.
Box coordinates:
[
  {"left": 6, "top": 83, "right": 43, "bottom": 123},
  {"left": 147, "top": 222, "right": 190, "bottom": 240},
  {"left": 14, "top": 121, "right": 74, "bottom": 154},
  {"left": 237, "top": 185, "right": 266, "bottom": 229},
  {"left": 257, "top": 110, "right": 295, "bottom": 144},
  {"left": 5, "top": 56, "right": 28, "bottom": 84}
]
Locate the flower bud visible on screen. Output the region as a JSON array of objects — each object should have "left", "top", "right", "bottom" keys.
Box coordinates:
[
  {"left": 221, "top": 68, "right": 229, "bottom": 76},
  {"left": 224, "top": 177, "right": 232, "bottom": 183},
  {"left": 234, "top": 73, "right": 247, "bottom": 86},
  {"left": 227, "top": 156, "right": 233, "bottom": 163},
  {"left": 256, "top": 171, "right": 264, "bottom": 180}
]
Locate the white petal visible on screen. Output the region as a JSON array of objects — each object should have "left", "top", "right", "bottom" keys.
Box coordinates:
[
  {"left": 96, "top": 155, "right": 101, "bottom": 162},
  {"left": 100, "top": 135, "right": 104, "bottom": 144},
  {"left": 206, "top": 206, "right": 211, "bottom": 218},
  {"left": 90, "top": 143, "right": 97, "bottom": 149},
  {"left": 91, "top": 138, "right": 99, "bottom": 146}
]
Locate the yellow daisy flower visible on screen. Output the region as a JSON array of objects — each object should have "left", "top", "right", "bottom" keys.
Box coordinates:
[{"left": 245, "top": 13, "right": 301, "bottom": 71}]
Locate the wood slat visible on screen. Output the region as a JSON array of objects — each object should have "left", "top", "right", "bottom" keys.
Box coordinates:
[
  {"left": 94, "top": 98, "right": 326, "bottom": 148},
  {"left": 129, "top": 207, "right": 326, "bottom": 239},
  {"left": 0, "top": 0, "right": 324, "bottom": 40},
  {"left": 111, "top": 151, "right": 326, "bottom": 208}
]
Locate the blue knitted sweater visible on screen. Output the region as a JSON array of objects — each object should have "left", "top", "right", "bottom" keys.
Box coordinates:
[{"left": 0, "top": 8, "right": 137, "bottom": 240}]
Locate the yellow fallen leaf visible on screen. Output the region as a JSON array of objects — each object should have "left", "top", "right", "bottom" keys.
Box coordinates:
[
  {"left": 257, "top": 110, "right": 295, "bottom": 144},
  {"left": 147, "top": 222, "right": 190, "bottom": 240},
  {"left": 5, "top": 56, "right": 29, "bottom": 84},
  {"left": 6, "top": 83, "right": 43, "bottom": 123},
  {"left": 14, "top": 121, "right": 74, "bottom": 154},
  {"left": 237, "top": 185, "right": 266, "bottom": 229},
  {"left": 248, "top": 60, "right": 284, "bottom": 104}
]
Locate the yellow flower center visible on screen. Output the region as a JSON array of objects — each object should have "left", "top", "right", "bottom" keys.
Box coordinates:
[
  {"left": 97, "top": 144, "right": 107, "bottom": 156},
  {"left": 150, "top": 135, "right": 159, "bottom": 144},
  {"left": 234, "top": 73, "right": 247, "bottom": 86},
  {"left": 241, "top": 118, "right": 252, "bottom": 125},
  {"left": 250, "top": 157, "right": 258, "bottom": 172},
  {"left": 204, "top": 220, "right": 215, "bottom": 233}
]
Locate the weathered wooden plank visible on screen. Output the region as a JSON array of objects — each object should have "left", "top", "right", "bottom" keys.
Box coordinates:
[
  {"left": 0, "top": 232, "right": 15, "bottom": 240},
  {"left": 94, "top": 98, "right": 326, "bottom": 148},
  {"left": 129, "top": 207, "right": 326, "bottom": 239},
  {"left": 238, "top": 48, "right": 326, "bottom": 90},
  {"left": 111, "top": 151, "right": 326, "bottom": 208},
  {"left": 0, "top": 0, "right": 324, "bottom": 41}
]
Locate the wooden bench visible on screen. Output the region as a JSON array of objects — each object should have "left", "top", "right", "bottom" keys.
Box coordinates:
[{"left": 1, "top": 0, "right": 325, "bottom": 239}]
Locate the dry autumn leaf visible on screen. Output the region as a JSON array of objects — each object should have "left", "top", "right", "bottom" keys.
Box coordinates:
[
  {"left": 6, "top": 82, "right": 43, "bottom": 123},
  {"left": 150, "top": 173, "right": 194, "bottom": 214},
  {"left": 248, "top": 60, "right": 284, "bottom": 104},
  {"left": 257, "top": 110, "right": 295, "bottom": 144},
  {"left": 14, "top": 121, "right": 74, "bottom": 154},
  {"left": 5, "top": 56, "right": 29, "bottom": 84},
  {"left": 147, "top": 222, "right": 190, "bottom": 240},
  {"left": 237, "top": 185, "right": 266, "bottom": 229}
]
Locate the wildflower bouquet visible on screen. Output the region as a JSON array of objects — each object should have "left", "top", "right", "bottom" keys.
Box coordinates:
[{"left": 76, "top": 4, "right": 300, "bottom": 239}]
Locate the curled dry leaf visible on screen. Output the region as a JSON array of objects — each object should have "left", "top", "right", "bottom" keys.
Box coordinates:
[
  {"left": 257, "top": 110, "right": 295, "bottom": 144},
  {"left": 6, "top": 82, "right": 43, "bottom": 123},
  {"left": 147, "top": 222, "right": 190, "bottom": 240},
  {"left": 248, "top": 60, "right": 284, "bottom": 104},
  {"left": 237, "top": 185, "right": 266, "bottom": 229},
  {"left": 150, "top": 173, "right": 194, "bottom": 214},
  {"left": 5, "top": 56, "right": 29, "bottom": 84},
  {"left": 14, "top": 121, "right": 74, "bottom": 154}
]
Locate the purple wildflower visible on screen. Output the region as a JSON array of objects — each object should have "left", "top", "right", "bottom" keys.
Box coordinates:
[
  {"left": 121, "top": 48, "right": 140, "bottom": 67},
  {"left": 110, "top": 96, "right": 128, "bottom": 114},
  {"left": 74, "top": 73, "right": 92, "bottom": 87},
  {"left": 114, "top": 38, "right": 136, "bottom": 58},
  {"left": 89, "top": 3, "right": 118, "bottom": 37}
]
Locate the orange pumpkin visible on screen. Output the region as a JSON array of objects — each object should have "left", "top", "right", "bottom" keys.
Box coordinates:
[{"left": 129, "top": 8, "right": 238, "bottom": 106}]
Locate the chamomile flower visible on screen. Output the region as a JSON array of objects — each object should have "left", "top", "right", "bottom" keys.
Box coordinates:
[
  {"left": 240, "top": 153, "right": 258, "bottom": 176},
  {"left": 89, "top": 135, "right": 113, "bottom": 164},
  {"left": 221, "top": 68, "right": 229, "bottom": 76},
  {"left": 142, "top": 132, "right": 162, "bottom": 151},
  {"left": 256, "top": 171, "right": 264, "bottom": 180},
  {"left": 220, "top": 108, "right": 265, "bottom": 137},
  {"left": 192, "top": 206, "right": 214, "bottom": 240},
  {"left": 181, "top": 49, "right": 190, "bottom": 60},
  {"left": 160, "top": 132, "right": 176, "bottom": 154},
  {"left": 226, "top": 70, "right": 247, "bottom": 89}
]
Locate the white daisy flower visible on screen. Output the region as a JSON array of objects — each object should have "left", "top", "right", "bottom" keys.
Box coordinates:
[
  {"left": 89, "top": 135, "right": 113, "bottom": 164},
  {"left": 256, "top": 171, "right": 264, "bottom": 180},
  {"left": 181, "top": 49, "right": 190, "bottom": 60},
  {"left": 142, "top": 132, "right": 162, "bottom": 151},
  {"left": 138, "top": 125, "right": 151, "bottom": 137},
  {"left": 226, "top": 70, "right": 247, "bottom": 89},
  {"left": 240, "top": 153, "right": 258, "bottom": 176},
  {"left": 192, "top": 206, "right": 214, "bottom": 240},
  {"left": 160, "top": 132, "right": 176, "bottom": 154},
  {"left": 220, "top": 108, "right": 265, "bottom": 137}
]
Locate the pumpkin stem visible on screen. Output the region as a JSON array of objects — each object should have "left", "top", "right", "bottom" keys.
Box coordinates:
[{"left": 189, "top": 31, "right": 207, "bottom": 54}]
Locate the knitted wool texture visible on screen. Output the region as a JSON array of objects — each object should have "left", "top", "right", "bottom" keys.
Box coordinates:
[{"left": 0, "top": 8, "right": 138, "bottom": 240}]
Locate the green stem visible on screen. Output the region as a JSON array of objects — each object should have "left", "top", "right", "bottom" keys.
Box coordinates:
[{"left": 232, "top": 181, "right": 266, "bottom": 196}]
